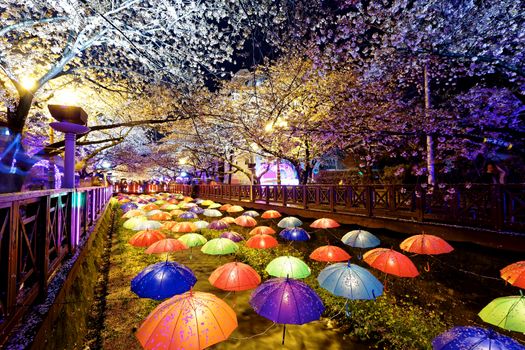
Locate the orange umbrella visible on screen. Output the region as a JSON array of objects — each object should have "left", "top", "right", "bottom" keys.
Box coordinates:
[
  {"left": 172, "top": 222, "right": 197, "bottom": 233},
  {"left": 227, "top": 205, "right": 244, "bottom": 213},
  {"left": 209, "top": 262, "right": 261, "bottom": 292},
  {"left": 261, "top": 210, "right": 281, "bottom": 219},
  {"left": 183, "top": 196, "right": 194, "bottom": 202},
  {"left": 234, "top": 216, "right": 257, "bottom": 227},
  {"left": 501, "top": 261, "right": 525, "bottom": 289},
  {"left": 129, "top": 230, "right": 166, "bottom": 247},
  {"left": 169, "top": 209, "right": 185, "bottom": 216},
  {"left": 220, "top": 216, "right": 236, "bottom": 224},
  {"left": 249, "top": 226, "right": 276, "bottom": 235},
  {"left": 149, "top": 212, "right": 172, "bottom": 221},
  {"left": 220, "top": 203, "right": 232, "bottom": 211},
  {"left": 122, "top": 209, "right": 145, "bottom": 219},
  {"left": 167, "top": 198, "right": 178, "bottom": 204},
  {"left": 145, "top": 238, "right": 188, "bottom": 254},
  {"left": 162, "top": 221, "right": 178, "bottom": 230},
  {"left": 136, "top": 291, "right": 237, "bottom": 350},
  {"left": 310, "top": 218, "right": 340, "bottom": 229},
  {"left": 143, "top": 203, "right": 159, "bottom": 211},
  {"left": 400, "top": 234, "right": 454, "bottom": 255},
  {"left": 363, "top": 248, "right": 419, "bottom": 278},
  {"left": 309, "top": 245, "right": 351, "bottom": 262},
  {"left": 246, "top": 234, "right": 278, "bottom": 249}
]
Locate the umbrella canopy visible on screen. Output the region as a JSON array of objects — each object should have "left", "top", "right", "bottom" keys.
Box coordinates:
[
  {"left": 246, "top": 234, "right": 278, "bottom": 249},
  {"left": 203, "top": 209, "right": 222, "bottom": 217},
  {"left": 310, "top": 245, "right": 351, "bottom": 263},
  {"left": 143, "top": 203, "right": 159, "bottom": 211},
  {"left": 178, "top": 233, "right": 207, "bottom": 248},
  {"left": 131, "top": 261, "right": 196, "bottom": 300},
  {"left": 279, "top": 227, "right": 310, "bottom": 241},
  {"left": 121, "top": 202, "right": 138, "bottom": 212},
  {"left": 193, "top": 220, "right": 209, "bottom": 230},
  {"left": 261, "top": 210, "right": 281, "bottom": 219},
  {"left": 318, "top": 262, "right": 383, "bottom": 300},
  {"left": 132, "top": 220, "right": 163, "bottom": 231},
  {"left": 400, "top": 234, "right": 454, "bottom": 255},
  {"left": 363, "top": 248, "right": 419, "bottom": 278},
  {"left": 201, "top": 238, "right": 239, "bottom": 255},
  {"left": 234, "top": 216, "right": 257, "bottom": 227},
  {"left": 201, "top": 199, "right": 215, "bottom": 206},
  {"left": 242, "top": 210, "right": 260, "bottom": 217},
  {"left": 149, "top": 212, "right": 172, "bottom": 221},
  {"left": 145, "top": 238, "right": 188, "bottom": 254},
  {"left": 162, "top": 221, "right": 178, "bottom": 230},
  {"left": 178, "top": 211, "right": 198, "bottom": 219},
  {"left": 478, "top": 295, "right": 525, "bottom": 333},
  {"left": 432, "top": 326, "right": 524, "bottom": 350},
  {"left": 208, "top": 220, "right": 229, "bottom": 230},
  {"left": 172, "top": 222, "right": 197, "bottom": 233},
  {"left": 249, "top": 226, "right": 276, "bottom": 235},
  {"left": 310, "top": 218, "right": 340, "bottom": 229},
  {"left": 208, "top": 203, "right": 222, "bottom": 209},
  {"left": 209, "top": 262, "right": 261, "bottom": 292},
  {"left": 501, "top": 261, "right": 525, "bottom": 289},
  {"left": 183, "top": 196, "right": 194, "bottom": 202},
  {"left": 129, "top": 230, "right": 166, "bottom": 247},
  {"left": 220, "top": 231, "right": 244, "bottom": 242},
  {"left": 341, "top": 230, "right": 380, "bottom": 248},
  {"left": 161, "top": 204, "right": 179, "bottom": 211},
  {"left": 145, "top": 209, "right": 163, "bottom": 217},
  {"left": 220, "top": 203, "right": 232, "bottom": 211},
  {"left": 266, "top": 256, "right": 311, "bottom": 279},
  {"left": 220, "top": 216, "right": 236, "bottom": 224},
  {"left": 122, "top": 209, "right": 145, "bottom": 219},
  {"left": 227, "top": 205, "right": 244, "bottom": 213},
  {"left": 188, "top": 206, "right": 204, "bottom": 214},
  {"left": 169, "top": 209, "right": 185, "bottom": 216},
  {"left": 136, "top": 291, "right": 237, "bottom": 350},
  {"left": 250, "top": 277, "right": 324, "bottom": 325},
  {"left": 277, "top": 217, "right": 303, "bottom": 228}
]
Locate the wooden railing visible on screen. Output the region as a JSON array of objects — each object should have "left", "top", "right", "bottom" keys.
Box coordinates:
[
  {"left": 165, "top": 183, "right": 525, "bottom": 233},
  {"left": 0, "top": 186, "right": 113, "bottom": 341}
]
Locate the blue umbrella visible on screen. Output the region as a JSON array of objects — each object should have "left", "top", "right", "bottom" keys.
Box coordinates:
[
  {"left": 277, "top": 217, "right": 303, "bottom": 228},
  {"left": 242, "top": 210, "right": 260, "bottom": 217},
  {"left": 433, "top": 326, "right": 524, "bottom": 350},
  {"left": 189, "top": 206, "right": 204, "bottom": 214},
  {"left": 121, "top": 202, "right": 138, "bottom": 212},
  {"left": 341, "top": 230, "right": 380, "bottom": 248},
  {"left": 279, "top": 227, "right": 310, "bottom": 241},
  {"left": 131, "top": 262, "right": 196, "bottom": 300},
  {"left": 317, "top": 262, "right": 383, "bottom": 300},
  {"left": 179, "top": 211, "right": 198, "bottom": 219}
]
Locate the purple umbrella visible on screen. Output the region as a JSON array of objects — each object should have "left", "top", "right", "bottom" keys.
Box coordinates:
[
  {"left": 121, "top": 202, "right": 138, "bottom": 212},
  {"left": 250, "top": 277, "right": 324, "bottom": 344},
  {"left": 179, "top": 212, "right": 198, "bottom": 219},
  {"left": 208, "top": 220, "right": 229, "bottom": 230},
  {"left": 189, "top": 206, "right": 204, "bottom": 214},
  {"left": 220, "top": 231, "right": 244, "bottom": 242}
]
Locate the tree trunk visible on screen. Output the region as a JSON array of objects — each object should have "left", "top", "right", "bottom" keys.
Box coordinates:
[
  {"left": 424, "top": 64, "right": 436, "bottom": 185},
  {"left": 7, "top": 92, "right": 34, "bottom": 133},
  {"left": 276, "top": 159, "right": 281, "bottom": 185}
]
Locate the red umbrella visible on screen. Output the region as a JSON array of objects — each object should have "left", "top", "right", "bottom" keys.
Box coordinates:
[
  {"left": 249, "top": 226, "right": 276, "bottom": 235},
  {"left": 246, "top": 234, "right": 278, "bottom": 249},
  {"left": 261, "top": 210, "right": 281, "bottom": 219},
  {"left": 209, "top": 262, "right": 261, "bottom": 291},
  {"left": 309, "top": 245, "right": 351, "bottom": 262},
  {"left": 363, "top": 248, "right": 419, "bottom": 278},
  {"left": 501, "top": 261, "right": 525, "bottom": 289},
  {"left": 234, "top": 216, "right": 257, "bottom": 227},
  {"left": 129, "top": 230, "right": 166, "bottom": 247},
  {"left": 400, "top": 234, "right": 453, "bottom": 255},
  {"left": 310, "top": 218, "right": 340, "bottom": 229},
  {"left": 145, "top": 238, "right": 188, "bottom": 254}
]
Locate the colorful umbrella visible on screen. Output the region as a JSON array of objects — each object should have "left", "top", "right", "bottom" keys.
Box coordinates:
[
  {"left": 249, "top": 226, "right": 276, "bottom": 235},
  {"left": 143, "top": 203, "right": 159, "bottom": 211},
  {"left": 169, "top": 209, "right": 185, "bottom": 216},
  {"left": 129, "top": 230, "right": 166, "bottom": 247},
  {"left": 178, "top": 211, "right": 198, "bottom": 219},
  {"left": 220, "top": 203, "right": 232, "bottom": 211},
  {"left": 132, "top": 220, "right": 163, "bottom": 231},
  {"left": 310, "top": 245, "right": 351, "bottom": 263},
  {"left": 121, "top": 202, "right": 138, "bottom": 212},
  {"left": 266, "top": 256, "right": 311, "bottom": 279},
  {"left": 310, "top": 218, "right": 340, "bottom": 229},
  {"left": 432, "top": 326, "right": 524, "bottom": 350},
  {"left": 400, "top": 234, "right": 454, "bottom": 255},
  {"left": 234, "top": 215, "right": 257, "bottom": 227},
  {"left": 501, "top": 261, "right": 525, "bottom": 289},
  {"left": 208, "top": 220, "right": 229, "bottom": 230},
  {"left": 201, "top": 238, "right": 239, "bottom": 255},
  {"left": 178, "top": 233, "right": 207, "bottom": 247},
  {"left": 220, "top": 216, "right": 236, "bottom": 224},
  {"left": 123, "top": 216, "right": 147, "bottom": 229},
  {"left": 279, "top": 227, "right": 310, "bottom": 241},
  {"left": 318, "top": 262, "right": 383, "bottom": 300},
  {"left": 208, "top": 203, "right": 222, "bottom": 209},
  {"left": 160, "top": 203, "right": 179, "bottom": 211},
  {"left": 193, "top": 220, "right": 209, "bottom": 230},
  {"left": 136, "top": 291, "right": 237, "bottom": 350},
  {"left": 209, "top": 262, "right": 261, "bottom": 292},
  {"left": 203, "top": 208, "right": 222, "bottom": 217},
  {"left": 363, "top": 248, "right": 419, "bottom": 278},
  {"left": 201, "top": 199, "right": 215, "bottom": 206},
  {"left": 478, "top": 295, "right": 525, "bottom": 333},
  {"left": 188, "top": 206, "right": 204, "bottom": 214},
  {"left": 227, "top": 205, "right": 244, "bottom": 213},
  {"left": 149, "top": 212, "right": 172, "bottom": 221},
  {"left": 122, "top": 209, "right": 145, "bottom": 219},
  {"left": 261, "top": 210, "right": 281, "bottom": 219},
  {"left": 145, "top": 238, "right": 188, "bottom": 254},
  {"left": 162, "top": 221, "right": 178, "bottom": 230},
  {"left": 242, "top": 210, "right": 260, "bottom": 217},
  {"left": 183, "top": 196, "right": 194, "bottom": 202},
  {"left": 341, "top": 230, "right": 380, "bottom": 248},
  {"left": 172, "top": 222, "right": 197, "bottom": 233},
  {"left": 250, "top": 277, "right": 324, "bottom": 344},
  {"left": 246, "top": 234, "right": 278, "bottom": 249},
  {"left": 145, "top": 209, "right": 163, "bottom": 217},
  {"left": 220, "top": 231, "right": 245, "bottom": 242},
  {"left": 131, "top": 261, "right": 196, "bottom": 300},
  {"left": 277, "top": 216, "right": 303, "bottom": 228}
]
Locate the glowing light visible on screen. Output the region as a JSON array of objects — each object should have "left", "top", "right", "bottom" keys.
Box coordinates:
[
  {"left": 102, "top": 160, "right": 111, "bottom": 169},
  {"left": 52, "top": 88, "right": 79, "bottom": 105},
  {"left": 179, "top": 157, "right": 188, "bottom": 165},
  {"left": 20, "top": 76, "right": 36, "bottom": 90},
  {"left": 264, "top": 122, "right": 273, "bottom": 132}
]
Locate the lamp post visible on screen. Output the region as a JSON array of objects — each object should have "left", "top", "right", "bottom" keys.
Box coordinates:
[{"left": 48, "top": 105, "right": 89, "bottom": 188}]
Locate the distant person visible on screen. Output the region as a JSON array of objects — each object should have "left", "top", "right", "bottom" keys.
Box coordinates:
[{"left": 480, "top": 162, "right": 506, "bottom": 184}]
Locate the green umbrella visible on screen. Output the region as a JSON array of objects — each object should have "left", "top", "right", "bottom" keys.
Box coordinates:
[
  {"left": 201, "top": 238, "right": 239, "bottom": 255},
  {"left": 208, "top": 203, "right": 222, "bottom": 209},
  {"left": 163, "top": 204, "right": 180, "bottom": 211},
  {"left": 478, "top": 295, "right": 525, "bottom": 333},
  {"left": 154, "top": 200, "right": 166, "bottom": 205},
  {"left": 123, "top": 216, "right": 147, "bottom": 230},
  {"left": 265, "top": 256, "right": 311, "bottom": 279},
  {"left": 178, "top": 233, "right": 208, "bottom": 247}
]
